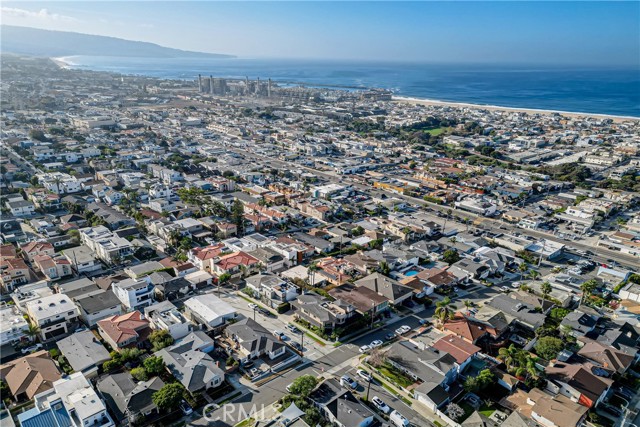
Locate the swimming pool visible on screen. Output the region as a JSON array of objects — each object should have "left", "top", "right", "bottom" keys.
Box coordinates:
[{"left": 405, "top": 270, "right": 419, "bottom": 277}]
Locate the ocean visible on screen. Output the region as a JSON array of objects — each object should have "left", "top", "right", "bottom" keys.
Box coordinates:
[{"left": 58, "top": 56, "right": 640, "bottom": 117}]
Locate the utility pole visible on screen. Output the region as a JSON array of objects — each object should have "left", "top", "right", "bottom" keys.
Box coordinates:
[
  {"left": 253, "top": 307, "right": 256, "bottom": 322},
  {"left": 370, "top": 302, "right": 375, "bottom": 329},
  {"left": 300, "top": 332, "right": 304, "bottom": 356},
  {"left": 366, "top": 376, "right": 372, "bottom": 401}
]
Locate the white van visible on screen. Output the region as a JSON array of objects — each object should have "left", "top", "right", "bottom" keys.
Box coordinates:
[{"left": 389, "top": 410, "right": 410, "bottom": 427}]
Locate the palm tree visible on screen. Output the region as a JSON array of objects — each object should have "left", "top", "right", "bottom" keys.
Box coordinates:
[
  {"left": 540, "top": 281, "right": 552, "bottom": 309},
  {"left": 527, "top": 269, "right": 541, "bottom": 281},
  {"left": 307, "top": 263, "right": 319, "bottom": 291},
  {"left": 498, "top": 344, "right": 520, "bottom": 371},
  {"left": 580, "top": 279, "right": 598, "bottom": 304},
  {"left": 463, "top": 300, "right": 474, "bottom": 315},
  {"left": 518, "top": 263, "right": 528, "bottom": 281},
  {"left": 25, "top": 323, "right": 40, "bottom": 342},
  {"left": 435, "top": 297, "right": 455, "bottom": 325}
]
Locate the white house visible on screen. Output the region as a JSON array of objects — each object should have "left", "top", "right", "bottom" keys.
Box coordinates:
[
  {"left": 144, "top": 300, "right": 192, "bottom": 340},
  {"left": 80, "top": 226, "right": 134, "bottom": 264},
  {"left": 26, "top": 293, "right": 80, "bottom": 340},
  {"left": 112, "top": 277, "right": 155, "bottom": 311},
  {"left": 20, "top": 372, "right": 114, "bottom": 427},
  {"left": 183, "top": 294, "right": 237, "bottom": 329}
]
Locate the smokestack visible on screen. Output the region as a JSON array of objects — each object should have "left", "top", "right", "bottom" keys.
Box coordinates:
[{"left": 198, "top": 74, "right": 202, "bottom": 92}]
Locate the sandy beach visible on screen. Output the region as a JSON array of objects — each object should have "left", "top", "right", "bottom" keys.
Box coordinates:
[{"left": 393, "top": 96, "right": 639, "bottom": 122}]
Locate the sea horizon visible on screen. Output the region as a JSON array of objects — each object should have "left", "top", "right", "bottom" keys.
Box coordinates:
[{"left": 53, "top": 55, "right": 640, "bottom": 118}]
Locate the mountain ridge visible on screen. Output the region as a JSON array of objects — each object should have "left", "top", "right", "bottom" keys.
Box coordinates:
[{"left": 0, "top": 25, "right": 234, "bottom": 59}]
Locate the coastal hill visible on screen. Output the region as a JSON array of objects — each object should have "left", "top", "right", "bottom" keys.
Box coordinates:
[{"left": 0, "top": 25, "right": 234, "bottom": 59}]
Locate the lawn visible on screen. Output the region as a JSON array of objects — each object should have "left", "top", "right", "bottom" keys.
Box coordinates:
[
  {"left": 378, "top": 362, "right": 415, "bottom": 388},
  {"left": 234, "top": 418, "right": 255, "bottom": 427},
  {"left": 479, "top": 404, "right": 495, "bottom": 417},
  {"left": 426, "top": 127, "right": 449, "bottom": 136}
]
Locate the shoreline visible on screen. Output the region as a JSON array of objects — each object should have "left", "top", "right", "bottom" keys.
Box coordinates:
[
  {"left": 49, "top": 56, "right": 638, "bottom": 121},
  {"left": 393, "top": 96, "right": 639, "bottom": 122}
]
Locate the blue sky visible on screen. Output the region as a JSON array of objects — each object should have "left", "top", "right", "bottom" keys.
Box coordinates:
[{"left": 2, "top": 1, "right": 639, "bottom": 65}]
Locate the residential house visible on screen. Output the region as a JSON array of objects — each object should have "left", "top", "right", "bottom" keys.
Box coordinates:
[
  {"left": 1, "top": 257, "right": 31, "bottom": 292},
  {"left": 57, "top": 331, "right": 111, "bottom": 378},
  {"left": 442, "top": 315, "right": 500, "bottom": 345},
  {"left": 144, "top": 300, "right": 192, "bottom": 340},
  {"left": 26, "top": 294, "right": 80, "bottom": 340},
  {"left": 32, "top": 255, "right": 72, "bottom": 282},
  {"left": 224, "top": 318, "right": 287, "bottom": 365},
  {"left": 0, "top": 303, "right": 30, "bottom": 345},
  {"left": 80, "top": 225, "right": 134, "bottom": 264},
  {"left": 97, "top": 311, "right": 151, "bottom": 351},
  {"left": 354, "top": 273, "right": 414, "bottom": 306},
  {"left": 292, "top": 293, "right": 356, "bottom": 332},
  {"left": 247, "top": 247, "right": 286, "bottom": 273},
  {"left": 62, "top": 245, "right": 103, "bottom": 276},
  {"left": 309, "top": 378, "right": 374, "bottom": 427},
  {"left": 330, "top": 283, "right": 389, "bottom": 315},
  {"left": 475, "top": 294, "right": 546, "bottom": 332},
  {"left": 505, "top": 388, "right": 588, "bottom": 427},
  {"left": 183, "top": 294, "right": 237, "bottom": 329},
  {"left": 0, "top": 350, "right": 62, "bottom": 400},
  {"left": 155, "top": 339, "right": 224, "bottom": 393},
  {"left": 21, "top": 241, "right": 55, "bottom": 262},
  {"left": 112, "top": 277, "right": 154, "bottom": 311},
  {"left": 448, "top": 258, "right": 491, "bottom": 282},
  {"left": 245, "top": 273, "right": 298, "bottom": 308},
  {"left": 577, "top": 341, "right": 634, "bottom": 375},
  {"left": 97, "top": 373, "right": 164, "bottom": 424},
  {"left": 211, "top": 251, "right": 260, "bottom": 279},
  {"left": 17, "top": 372, "right": 114, "bottom": 427},
  {"left": 545, "top": 361, "right": 613, "bottom": 408}
]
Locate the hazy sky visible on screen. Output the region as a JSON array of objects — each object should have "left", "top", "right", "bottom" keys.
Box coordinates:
[{"left": 2, "top": 1, "right": 639, "bottom": 65}]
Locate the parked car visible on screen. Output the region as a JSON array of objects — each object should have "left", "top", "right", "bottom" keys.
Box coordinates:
[
  {"left": 259, "top": 308, "right": 272, "bottom": 317},
  {"left": 289, "top": 341, "right": 302, "bottom": 351},
  {"left": 501, "top": 286, "right": 511, "bottom": 293},
  {"left": 286, "top": 324, "right": 301, "bottom": 334},
  {"left": 371, "top": 396, "right": 391, "bottom": 414},
  {"left": 248, "top": 303, "right": 258, "bottom": 310},
  {"left": 389, "top": 410, "right": 410, "bottom": 427},
  {"left": 385, "top": 332, "right": 396, "bottom": 341},
  {"left": 357, "top": 369, "right": 372, "bottom": 382},
  {"left": 179, "top": 400, "right": 193, "bottom": 416},
  {"left": 272, "top": 330, "right": 286, "bottom": 340},
  {"left": 340, "top": 375, "right": 358, "bottom": 390},
  {"left": 394, "top": 325, "right": 411, "bottom": 335},
  {"left": 370, "top": 339, "right": 383, "bottom": 348},
  {"left": 286, "top": 383, "right": 293, "bottom": 393},
  {"left": 359, "top": 345, "right": 371, "bottom": 354},
  {"left": 180, "top": 400, "right": 193, "bottom": 415},
  {"left": 21, "top": 344, "right": 43, "bottom": 354}
]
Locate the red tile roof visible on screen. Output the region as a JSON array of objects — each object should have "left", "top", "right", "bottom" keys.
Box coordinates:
[
  {"left": 98, "top": 311, "right": 150, "bottom": 346},
  {"left": 432, "top": 335, "right": 481, "bottom": 364}
]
